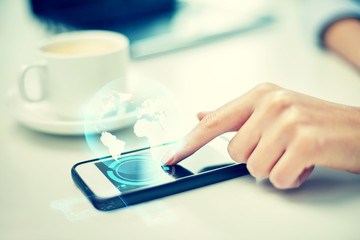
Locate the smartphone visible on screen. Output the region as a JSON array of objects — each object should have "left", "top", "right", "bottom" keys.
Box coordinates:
[{"left": 71, "top": 137, "right": 249, "bottom": 211}]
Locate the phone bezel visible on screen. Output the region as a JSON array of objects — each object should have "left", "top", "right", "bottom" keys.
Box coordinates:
[
  {"left": 71, "top": 142, "right": 249, "bottom": 211},
  {"left": 75, "top": 159, "right": 122, "bottom": 198}
]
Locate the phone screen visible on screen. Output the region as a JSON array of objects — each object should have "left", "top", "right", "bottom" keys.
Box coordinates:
[{"left": 94, "top": 139, "right": 234, "bottom": 194}]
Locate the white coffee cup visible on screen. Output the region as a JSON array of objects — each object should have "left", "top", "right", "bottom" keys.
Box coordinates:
[{"left": 18, "top": 30, "right": 129, "bottom": 120}]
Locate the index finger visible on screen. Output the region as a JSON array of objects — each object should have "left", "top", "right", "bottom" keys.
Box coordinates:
[{"left": 164, "top": 91, "right": 256, "bottom": 165}]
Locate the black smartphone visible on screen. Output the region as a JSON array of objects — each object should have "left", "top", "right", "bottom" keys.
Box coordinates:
[{"left": 71, "top": 137, "right": 249, "bottom": 211}]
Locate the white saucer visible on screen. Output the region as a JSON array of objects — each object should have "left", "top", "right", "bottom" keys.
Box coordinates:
[
  {"left": 7, "top": 88, "right": 138, "bottom": 135},
  {"left": 7, "top": 71, "right": 165, "bottom": 135}
]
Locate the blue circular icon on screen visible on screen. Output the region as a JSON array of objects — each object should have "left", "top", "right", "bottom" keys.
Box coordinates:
[{"left": 106, "top": 155, "right": 171, "bottom": 186}]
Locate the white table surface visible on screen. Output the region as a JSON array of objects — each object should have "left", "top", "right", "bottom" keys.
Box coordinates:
[{"left": 1, "top": 1, "right": 360, "bottom": 239}]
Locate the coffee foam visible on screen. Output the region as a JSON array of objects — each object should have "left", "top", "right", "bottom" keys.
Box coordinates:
[{"left": 42, "top": 39, "right": 119, "bottom": 56}]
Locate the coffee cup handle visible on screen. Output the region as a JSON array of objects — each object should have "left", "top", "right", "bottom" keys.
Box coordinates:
[{"left": 18, "top": 61, "right": 47, "bottom": 102}]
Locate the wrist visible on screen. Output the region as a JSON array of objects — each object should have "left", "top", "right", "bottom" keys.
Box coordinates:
[{"left": 324, "top": 18, "right": 360, "bottom": 69}]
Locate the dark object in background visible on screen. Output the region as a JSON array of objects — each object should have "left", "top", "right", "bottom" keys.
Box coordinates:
[
  {"left": 30, "top": 0, "right": 176, "bottom": 29},
  {"left": 30, "top": 0, "right": 274, "bottom": 59}
]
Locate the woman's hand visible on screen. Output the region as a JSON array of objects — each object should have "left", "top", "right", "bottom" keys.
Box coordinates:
[{"left": 165, "top": 83, "right": 360, "bottom": 189}]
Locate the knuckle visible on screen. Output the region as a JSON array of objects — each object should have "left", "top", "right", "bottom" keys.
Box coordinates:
[
  {"left": 256, "top": 90, "right": 295, "bottom": 119},
  {"left": 292, "top": 128, "right": 320, "bottom": 161},
  {"left": 279, "top": 106, "right": 302, "bottom": 134},
  {"left": 295, "top": 129, "right": 313, "bottom": 146},
  {"left": 253, "top": 82, "right": 278, "bottom": 93},
  {"left": 266, "top": 90, "right": 293, "bottom": 111}
]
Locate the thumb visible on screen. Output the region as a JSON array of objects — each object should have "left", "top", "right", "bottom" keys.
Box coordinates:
[{"left": 197, "top": 111, "right": 211, "bottom": 121}]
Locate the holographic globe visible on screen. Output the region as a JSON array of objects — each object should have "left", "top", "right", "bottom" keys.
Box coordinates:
[{"left": 83, "top": 72, "right": 185, "bottom": 164}]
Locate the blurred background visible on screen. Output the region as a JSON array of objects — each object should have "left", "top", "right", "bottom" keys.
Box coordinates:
[
  {"left": 2, "top": 0, "right": 358, "bottom": 110},
  {"left": 27, "top": 0, "right": 274, "bottom": 58}
]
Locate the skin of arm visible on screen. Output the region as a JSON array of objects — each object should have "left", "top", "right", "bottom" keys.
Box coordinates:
[
  {"left": 324, "top": 18, "right": 360, "bottom": 69},
  {"left": 165, "top": 83, "right": 360, "bottom": 189}
]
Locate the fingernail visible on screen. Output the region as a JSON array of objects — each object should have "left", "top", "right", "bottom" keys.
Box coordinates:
[
  {"left": 160, "top": 145, "right": 178, "bottom": 165},
  {"left": 164, "top": 156, "right": 175, "bottom": 166},
  {"left": 161, "top": 140, "right": 186, "bottom": 165},
  {"left": 246, "top": 164, "right": 253, "bottom": 175}
]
